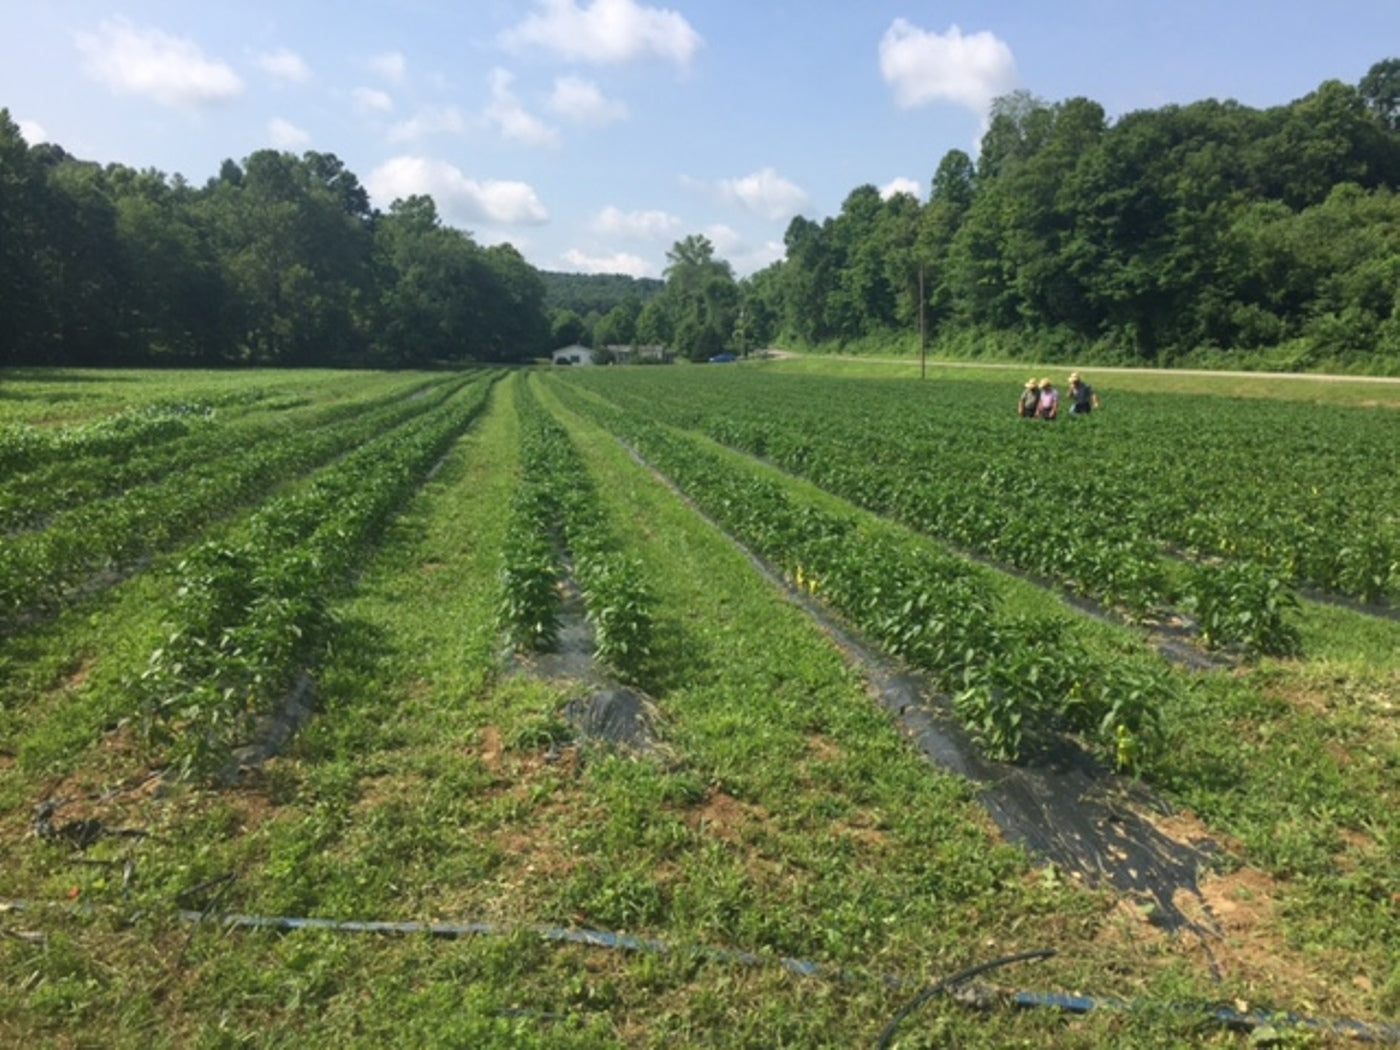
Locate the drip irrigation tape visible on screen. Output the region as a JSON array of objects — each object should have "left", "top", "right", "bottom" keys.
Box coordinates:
[
  {"left": 170, "top": 911, "right": 884, "bottom": 985},
  {"left": 1008, "top": 992, "right": 1400, "bottom": 1044},
  {"left": 6, "top": 899, "right": 1399, "bottom": 1043},
  {"left": 876, "top": 948, "right": 1056, "bottom": 1049}
]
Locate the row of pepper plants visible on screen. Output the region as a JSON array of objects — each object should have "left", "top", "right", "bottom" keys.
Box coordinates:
[
  {"left": 0, "top": 377, "right": 338, "bottom": 470},
  {"left": 1, "top": 399, "right": 223, "bottom": 475},
  {"left": 0, "top": 375, "right": 441, "bottom": 532},
  {"left": 0, "top": 375, "right": 476, "bottom": 629},
  {"left": 547, "top": 377, "right": 1174, "bottom": 766},
  {"left": 559, "top": 369, "right": 1399, "bottom": 654},
  {"left": 132, "top": 372, "right": 499, "bottom": 776},
  {"left": 498, "top": 377, "right": 654, "bottom": 682}
]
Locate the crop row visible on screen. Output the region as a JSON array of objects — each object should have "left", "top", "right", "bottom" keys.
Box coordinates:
[
  {"left": 0, "top": 375, "right": 446, "bottom": 532},
  {"left": 549, "top": 378, "right": 1174, "bottom": 765},
  {"left": 690, "top": 371, "right": 1396, "bottom": 604},
  {"left": 558, "top": 370, "right": 1339, "bottom": 653},
  {"left": 498, "top": 377, "right": 653, "bottom": 681},
  {"left": 0, "top": 388, "right": 290, "bottom": 474},
  {"left": 0, "top": 374, "right": 480, "bottom": 630},
  {"left": 135, "top": 373, "right": 499, "bottom": 775}
]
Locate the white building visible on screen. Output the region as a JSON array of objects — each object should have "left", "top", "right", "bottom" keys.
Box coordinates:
[{"left": 551, "top": 344, "right": 597, "bottom": 366}]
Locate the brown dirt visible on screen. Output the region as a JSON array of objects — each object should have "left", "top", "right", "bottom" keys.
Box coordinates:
[
  {"left": 1176, "top": 868, "right": 1374, "bottom": 1014},
  {"left": 64, "top": 657, "right": 97, "bottom": 690},
  {"left": 480, "top": 725, "right": 504, "bottom": 775},
  {"left": 805, "top": 734, "right": 842, "bottom": 763},
  {"left": 689, "top": 787, "right": 771, "bottom": 847},
  {"left": 1077, "top": 800, "right": 1384, "bottom": 1022}
]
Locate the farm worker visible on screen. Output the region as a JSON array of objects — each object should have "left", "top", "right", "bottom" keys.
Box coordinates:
[
  {"left": 1067, "top": 372, "right": 1101, "bottom": 415},
  {"left": 1017, "top": 378, "right": 1040, "bottom": 418},
  {"left": 1036, "top": 378, "right": 1059, "bottom": 420}
]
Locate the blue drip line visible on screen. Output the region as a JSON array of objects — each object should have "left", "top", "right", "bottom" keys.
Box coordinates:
[
  {"left": 6, "top": 900, "right": 1397, "bottom": 1043},
  {"left": 177, "top": 911, "right": 879, "bottom": 985},
  {"left": 177, "top": 910, "right": 1400, "bottom": 1043},
  {"left": 1011, "top": 992, "right": 1400, "bottom": 1043}
]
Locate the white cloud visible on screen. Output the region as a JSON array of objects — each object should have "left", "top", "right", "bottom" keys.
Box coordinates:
[
  {"left": 716, "top": 167, "right": 809, "bottom": 221},
  {"left": 703, "top": 223, "right": 742, "bottom": 255},
  {"left": 354, "top": 87, "right": 394, "bottom": 113},
  {"left": 879, "top": 20, "right": 1016, "bottom": 117},
  {"left": 388, "top": 105, "right": 467, "bottom": 143},
  {"left": 367, "top": 156, "right": 549, "bottom": 226},
  {"left": 561, "top": 248, "right": 656, "bottom": 278},
  {"left": 485, "top": 68, "right": 561, "bottom": 148},
  {"left": 76, "top": 18, "right": 243, "bottom": 109},
  {"left": 881, "top": 176, "right": 923, "bottom": 201},
  {"left": 591, "top": 205, "right": 681, "bottom": 239},
  {"left": 258, "top": 47, "right": 310, "bottom": 83},
  {"left": 268, "top": 117, "right": 310, "bottom": 148},
  {"left": 547, "top": 75, "right": 628, "bottom": 126},
  {"left": 700, "top": 226, "right": 782, "bottom": 277},
  {"left": 501, "top": 0, "right": 702, "bottom": 68},
  {"left": 370, "top": 50, "right": 407, "bottom": 82},
  {"left": 719, "top": 237, "right": 785, "bottom": 278},
  {"left": 741, "top": 239, "right": 786, "bottom": 275},
  {"left": 17, "top": 119, "right": 48, "bottom": 144}
]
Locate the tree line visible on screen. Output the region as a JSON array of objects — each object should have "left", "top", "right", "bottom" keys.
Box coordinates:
[
  {"left": 546, "top": 60, "right": 1400, "bottom": 370},
  {"left": 7, "top": 59, "right": 1400, "bottom": 370},
  {"left": 0, "top": 110, "right": 549, "bottom": 368},
  {"left": 551, "top": 235, "right": 750, "bottom": 362},
  {"left": 736, "top": 59, "right": 1400, "bottom": 370}
]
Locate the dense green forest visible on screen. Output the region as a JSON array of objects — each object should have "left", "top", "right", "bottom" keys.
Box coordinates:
[
  {"left": 5, "top": 59, "right": 1400, "bottom": 369},
  {"left": 539, "top": 270, "right": 664, "bottom": 356},
  {"left": 740, "top": 59, "right": 1400, "bottom": 371},
  {"left": 540, "top": 271, "right": 662, "bottom": 317},
  {"left": 0, "top": 110, "right": 550, "bottom": 367}
]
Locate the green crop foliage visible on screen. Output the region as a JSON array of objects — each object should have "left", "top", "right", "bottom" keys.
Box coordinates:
[
  {"left": 1185, "top": 559, "right": 1302, "bottom": 656},
  {"left": 496, "top": 379, "right": 655, "bottom": 681},
  {"left": 1, "top": 365, "right": 1396, "bottom": 1048}
]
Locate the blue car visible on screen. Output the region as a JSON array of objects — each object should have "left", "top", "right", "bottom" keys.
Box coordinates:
[{"left": 709, "top": 352, "right": 737, "bottom": 363}]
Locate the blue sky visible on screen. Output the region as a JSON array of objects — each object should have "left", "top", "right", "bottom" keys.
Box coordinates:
[{"left": 2, "top": 1, "right": 1398, "bottom": 278}]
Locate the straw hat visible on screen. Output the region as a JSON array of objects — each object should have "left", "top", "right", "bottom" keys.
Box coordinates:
[
  {"left": 1024, "top": 378, "right": 1038, "bottom": 389},
  {"left": 1069, "top": 371, "right": 1082, "bottom": 383}
]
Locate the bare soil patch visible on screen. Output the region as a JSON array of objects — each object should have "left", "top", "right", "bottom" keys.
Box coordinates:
[{"left": 691, "top": 787, "right": 771, "bottom": 847}]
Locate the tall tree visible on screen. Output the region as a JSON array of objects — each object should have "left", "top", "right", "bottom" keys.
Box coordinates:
[
  {"left": 661, "top": 234, "right": 738, "bottom": 360},
  {"left": 0, "top": 110, "right": 49, "bottom": 363},
  {"left": 1360, "top": 57, "right": 1400, "bottom": 132}
]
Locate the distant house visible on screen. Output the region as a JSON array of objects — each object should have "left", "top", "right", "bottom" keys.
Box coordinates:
[{"left": 551, "top": 344, "right": 597, "bottom": 366}]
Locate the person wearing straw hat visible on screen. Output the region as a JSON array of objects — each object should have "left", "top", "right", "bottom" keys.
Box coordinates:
[
  {"left": 1035, "top": 377, "right": 1059, "bottom": 420},
  {"left": 1017, "top": 378, "right": 1040, "bottom": 418},
  {"left": 1067, "top": 371, "right": 1100, "bottom": 415}
]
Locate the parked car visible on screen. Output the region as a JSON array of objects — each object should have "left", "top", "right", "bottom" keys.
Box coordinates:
[{"left": 709, "top": 352, "right": 737, "bottom": 363}]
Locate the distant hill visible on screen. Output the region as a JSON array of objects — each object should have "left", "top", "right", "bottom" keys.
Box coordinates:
[{"left": 540, "top": 271, "right": 664, "bottom": 316}]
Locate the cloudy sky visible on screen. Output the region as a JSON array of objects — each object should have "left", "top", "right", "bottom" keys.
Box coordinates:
[{"left": 3, "top": 1, "right": 1397, "bottom": 278}]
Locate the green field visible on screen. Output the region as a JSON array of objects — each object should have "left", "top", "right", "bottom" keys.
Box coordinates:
[{"left": 1, "top": 362, "right": 1397, "bottom": 1048}]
